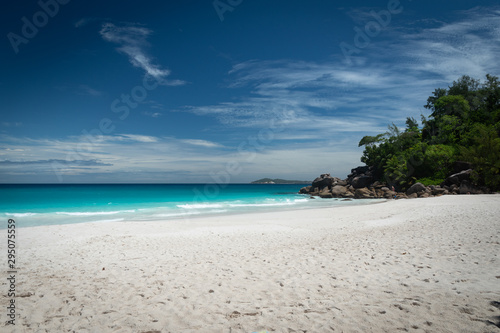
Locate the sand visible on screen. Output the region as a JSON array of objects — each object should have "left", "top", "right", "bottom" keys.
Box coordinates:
[{"left": 2, "top": 194, "right": 500, "bottom": 332}]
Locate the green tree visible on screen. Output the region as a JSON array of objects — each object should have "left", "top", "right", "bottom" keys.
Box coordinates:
[
  {"left": 405, "top": 117, "right": 419, "bottom": 131},
  {"left": 383, "top": 155, "right": 409, "bottom": 188},
  {"left": 482, "top": 74, "right": 500, "bottom": 125},
  {"left": 460, "top": 124, "right": 500, "bottom": 189},
  {"left": 359, "top": 74, "right": 500, "bottom": 191},
  {"left": 424, "top": 88, "right": 447, "bottom": 113}
]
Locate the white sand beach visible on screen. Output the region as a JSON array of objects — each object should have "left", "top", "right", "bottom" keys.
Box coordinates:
[{"left": 3, "top": 195, "right": 500, "bottom": 332}]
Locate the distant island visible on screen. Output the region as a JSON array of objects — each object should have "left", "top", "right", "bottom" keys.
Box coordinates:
[{"left": 251, "top": 178, "right": 311, "bottom": 184}]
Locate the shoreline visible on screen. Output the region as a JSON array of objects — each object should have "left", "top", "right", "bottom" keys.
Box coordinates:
[
  {"left": 2, "top": 194, "right": 387, "bottom": 230},
  {"left": 4, "top": 194, "right": 500, "bottom": 332}
]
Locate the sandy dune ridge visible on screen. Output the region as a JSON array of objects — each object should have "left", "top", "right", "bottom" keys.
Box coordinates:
[{"left": 2, "top": 195, "right": 500, "bottom": 332}]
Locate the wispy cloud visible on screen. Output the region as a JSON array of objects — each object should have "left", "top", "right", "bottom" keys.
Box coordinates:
[
  {"left": 183, "top": 59, "right": 414, "bottom": 135},
  {"left": 0, "top": 133, "right": 361, "bottom": 182},
  {"left": 179, "top": 139, "right": 224, "bottom": 148},
  {"left": 99, "top": 23, "right": 186, "bottom": 85},
  {"left": 0, "top": 134, "right": 231, "bottom": 182},
  {"left": 1, "top": 122, "right": 22, "bottom": 127},
  {"left": 74, "top": 17, "right": 103, "bottom": 28},
  {"left": 104, "top": 134, "right": 159, "bottom": 143},
  {"left": 395, "top": 7, "right": 500, "bottom": 82},
  {"left": 142, "top": 111, "right": 162, "bottom": 118},
  {"left": 0, "top": 159, "right": 112, "bottom": 166},
  {"left": 4, "top": 6, "right": 499, "bottom": 183},
  {"left": 143, "top": 100, "right": 165, "bottom": 110},
  {"left": 78, "top": 84, "right": 103, "bottom": 96},
  {"left": 184, "top": 7, "right": 500, "bottom": 135}
]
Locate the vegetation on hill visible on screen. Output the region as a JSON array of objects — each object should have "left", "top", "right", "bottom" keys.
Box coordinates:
[{"left": 358, "top": 74, "right": 500, "bottom": 191}]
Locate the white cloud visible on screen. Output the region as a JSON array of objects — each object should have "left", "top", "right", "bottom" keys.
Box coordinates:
[
  {"left": 394, "top": 8, "right": 500, "bottom": 82},
  {"left": 0, "top": 134, "right": 233, "bottom": 182},
  {"left": 99, "top": 23, "right": 185, "bottom": 85},
  {"left": 78, "top": 85, "right": 103, "bottom": 96},
  {"left": 184, "top": 59, "right": 419, "bottom": 133},
  {"left": 179, "top": 139, "right": 224, "bottom": 148},
  {"left": 152, "top": 6, "right": 500, "bottom": 183},
  {"left": 0, "top": 159, "right": 111, "bottom": 166},
  {"left": 4, "top": 7, "right": 499, "bottom": 183},
  {"left": 66, "top": 133, "right": 160, "bottom": 143},
  {"left": 184, "top": 7, "right": 500, "bottom": 134},
  {"left": 114, "top": 134, "right": 159, "bottom": 143},
  {"left": 1, "top": 122, "right": 22, "bottom": 127},
  {"left": 0, "top": 132, "right": 361, "bottom": 182},
  {"left": 74, "top": 17, "right": 102, "bottom": 28},
  {"left": 143, "top": 111, "right": 163, "bottom": 118}
]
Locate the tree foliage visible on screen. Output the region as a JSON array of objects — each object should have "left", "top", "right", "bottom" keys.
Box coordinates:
[
  {"left": 459, "top": 124, "right": 500, "bottom": 189},
  {"left": 359, "top": 75, "right": 500, "bottom": 190}
]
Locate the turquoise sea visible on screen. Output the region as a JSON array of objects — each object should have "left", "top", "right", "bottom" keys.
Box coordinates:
[{"left": 0, "top": 184, "right": 383, "bottom": 228}]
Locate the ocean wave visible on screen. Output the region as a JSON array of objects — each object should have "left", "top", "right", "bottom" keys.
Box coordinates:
[
  {"left": 55, "top": 210, "right": 136, "bottom": 216},
  {"left": 153, "top": 211, "right": 202, "bottom": 217},
  {"left": 229, "top": 198, "right": 308, "bottom": 207},
  {"left": 90, "top": 218, "right": 125, "bottom": 223},
  {"left": 209, "top": 209, "right": 228, "bottom": 213},
  {"left": 177, "top": 198, "right": 309, "bottom": 210},
  {"left": 229, "top": 202, "right": 291, "bottom": 207},
  {"left": 5, "top": 212, "right": 39, "bottom": 217},
  {"left": 177, "top": 203, "right": 225, "bottom": 209}
]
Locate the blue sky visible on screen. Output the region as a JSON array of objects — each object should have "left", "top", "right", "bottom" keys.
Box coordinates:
[{"left": 1, "top": 0, "right": 499, "bottom": 183}]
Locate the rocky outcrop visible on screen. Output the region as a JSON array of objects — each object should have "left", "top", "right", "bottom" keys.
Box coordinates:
[
  {"left": 406, "top": 182, "right": 426, "bottom": 196},
  {"left": 346, "top": 166, "right": 375, "bottom": 189},
  {"left": 331, "top": 185, "right": 348, "bottom": 197},
  {"left": 441, "top": 169, "right": 473, "bottom": 187},
  {"left": 311, "top": 174, "right": 337, "bottom": 191},
  {"left": 458, "top": 180, "right": 489, "bottom": 194},
  {"left": 300, "top": 167, "right": 398, "bottom": 200},
  {"left": 351, "top": 176, "right": 373, "bottom": 189},
  {"left": 300, "top": 163, "right": 489, "bottom": 200},
  {"left": 299, "top": 186, "right": 312, "bottom": 194},
  {"left": 441, "top": 169, "right": 489, "bottom": 194},
  {"left": 319, "top": 191, "right": 334, "bottom": 198},
  {"left": 430, "top": 185, "right": 448, "bottom": 196},
  {"left": 452, "top": 161, "right": 473, "bottom": 174},
  {"left": 299, "top": 164, "right": 488, "bottom": 200},
  {"left": 355, "top": 187, "right": 374, "bottom": 199}
]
